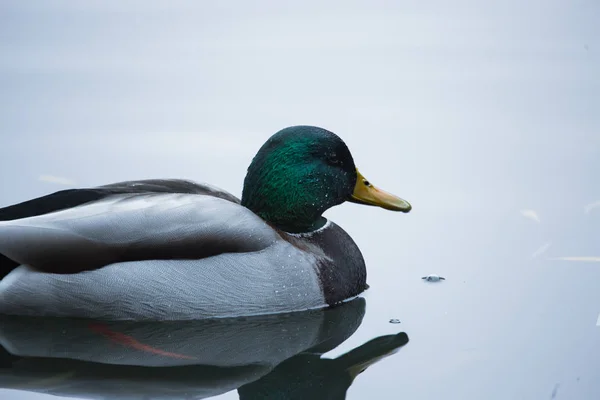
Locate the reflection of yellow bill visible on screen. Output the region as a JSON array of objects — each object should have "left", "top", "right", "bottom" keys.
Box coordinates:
[
  {"left": 551, "top": 257, "right": 600, "bottom": 262},
  {"left": 347, "top": 350, "right": 399, "bottom": 381}
]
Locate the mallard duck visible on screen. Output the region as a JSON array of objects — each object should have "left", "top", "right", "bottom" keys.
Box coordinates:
[{"left": 0, "top": 126, "right": 410, "bottom": 320}]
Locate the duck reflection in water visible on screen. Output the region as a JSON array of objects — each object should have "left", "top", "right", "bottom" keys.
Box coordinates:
[{"left": 0, "top": 297, "right": 408, "bottom": 399}]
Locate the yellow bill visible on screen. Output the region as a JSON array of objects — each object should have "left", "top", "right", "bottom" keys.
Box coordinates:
[{"left": 349, "top": 169, "right": 411, "bottom": 212}]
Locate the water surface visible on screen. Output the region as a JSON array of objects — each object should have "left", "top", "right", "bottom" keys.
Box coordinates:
[{"left": 1, "top": 1, "right": 599, "bottom": 399}]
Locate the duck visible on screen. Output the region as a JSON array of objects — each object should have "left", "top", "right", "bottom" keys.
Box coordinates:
[{"left": 0, "top": 126, "right": 411, "bottom": 320}]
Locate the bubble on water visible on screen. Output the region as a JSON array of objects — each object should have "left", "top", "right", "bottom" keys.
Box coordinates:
[
  {"left": 422, "top": 274, "right": 445, "bottom": 282},
  {"left": 389, "top": 319, "right": 401, "bottom": 324}
]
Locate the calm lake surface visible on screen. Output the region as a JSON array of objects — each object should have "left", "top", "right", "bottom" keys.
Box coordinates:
[{"left": 1, "top": 1, "right": 599, "bottom": 399}]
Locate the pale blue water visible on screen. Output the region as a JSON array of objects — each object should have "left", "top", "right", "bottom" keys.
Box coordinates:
[{"left": 1, "top": 1, "right": 599, "bottom": 399}]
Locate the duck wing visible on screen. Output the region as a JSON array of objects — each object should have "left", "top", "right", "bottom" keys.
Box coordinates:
[
  {"left": 0, "top": 179, "right": 240, "bottom": 222},
  {"left": 0, "top": 180, "right": 277, "bottom": 275}
]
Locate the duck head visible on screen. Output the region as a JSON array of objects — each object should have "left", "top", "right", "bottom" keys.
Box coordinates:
[{"left": 241, "top": 126, "right": 411, "bottom": 233}]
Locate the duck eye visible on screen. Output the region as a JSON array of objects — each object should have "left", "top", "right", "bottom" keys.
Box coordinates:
[{"left": 363, "top": 180, "right": 371, "bottom": 187}]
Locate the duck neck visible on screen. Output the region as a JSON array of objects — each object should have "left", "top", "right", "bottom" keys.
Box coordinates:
[
  {"left": 241, "top": 186, "right": 327, "bottom": 234},
  {"left": 240, "top": 152, "right": 332, "bottom": 233}
]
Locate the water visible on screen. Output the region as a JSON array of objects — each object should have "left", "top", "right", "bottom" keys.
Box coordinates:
[
  {"left": 1, "top": 1, "right": 599, "bottom": 399},
  {"left": 0, "top": 300, "right": 409, "bottom": 399}
]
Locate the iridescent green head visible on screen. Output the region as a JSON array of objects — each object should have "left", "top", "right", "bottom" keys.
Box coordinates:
[{"left": 241, "top": 126, "right": 411, "bottom": 233}]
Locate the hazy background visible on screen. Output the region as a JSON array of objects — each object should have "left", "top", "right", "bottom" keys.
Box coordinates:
[{"left": 1, "top": 1, "right": 599, "bottom": 399}]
